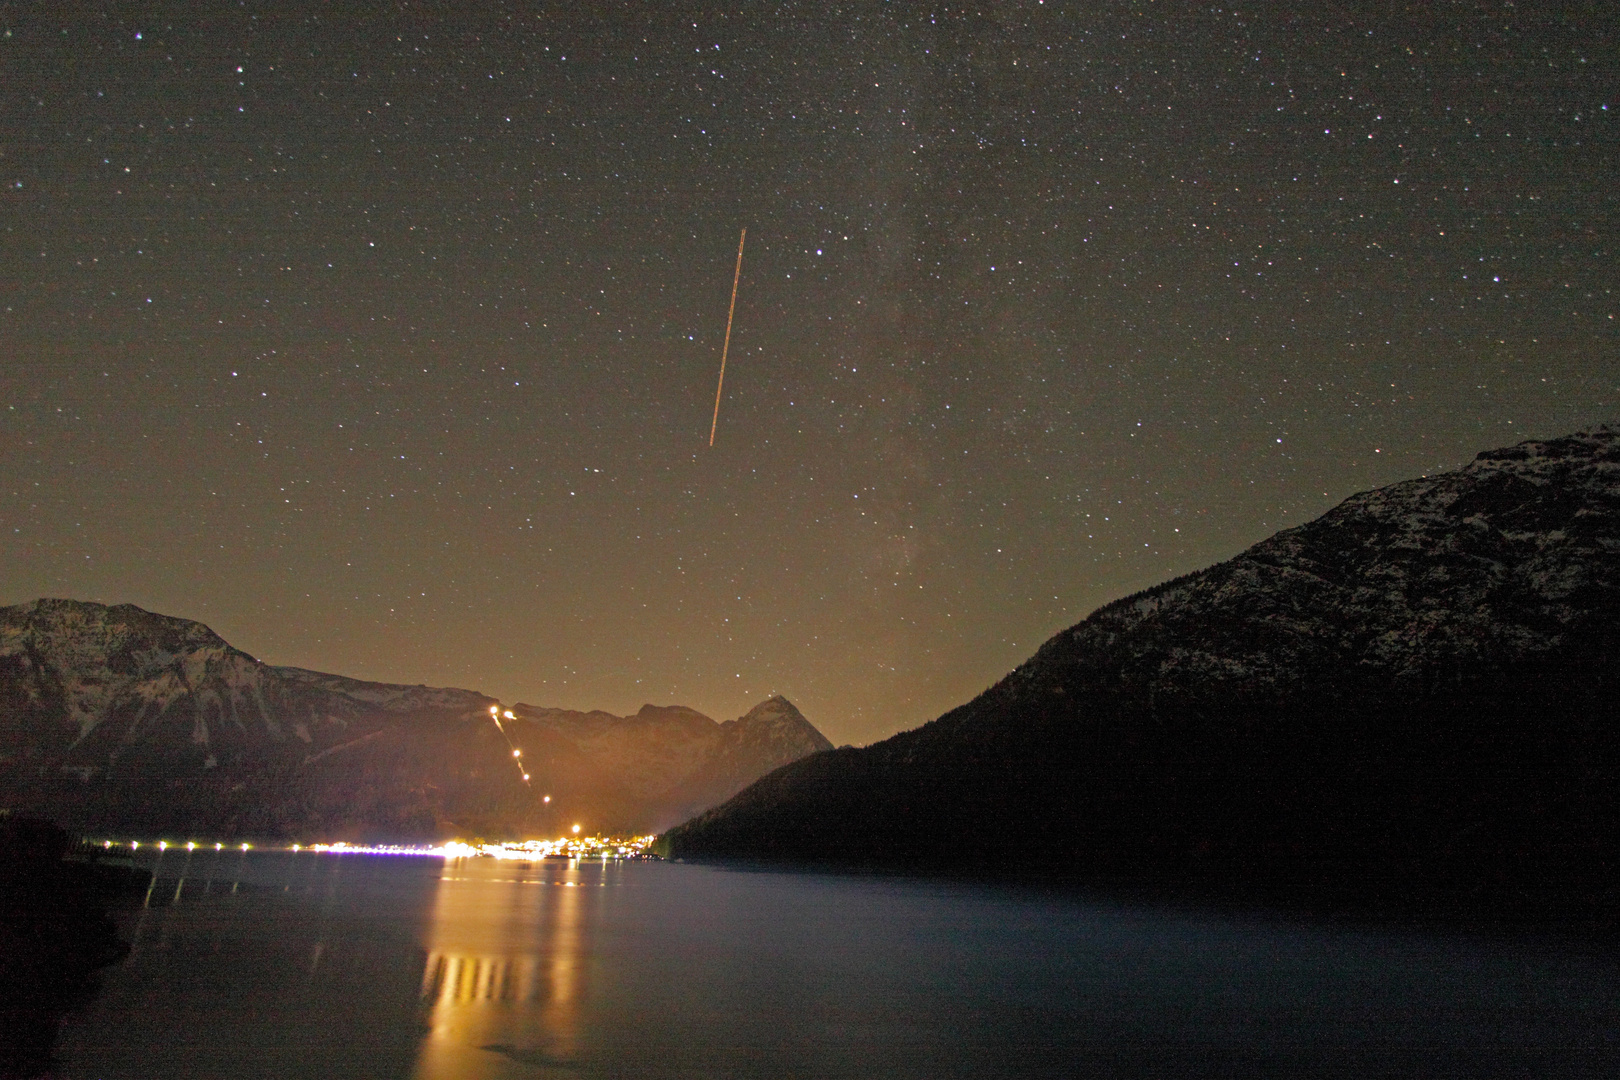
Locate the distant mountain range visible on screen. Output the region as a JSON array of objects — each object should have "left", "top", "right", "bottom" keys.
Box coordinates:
[
  {"left": 0, "top": 600, "right": 830, "bottom": 840},
  {"left": 663, "top": 426, "right": 1620, "bottom": 916}
]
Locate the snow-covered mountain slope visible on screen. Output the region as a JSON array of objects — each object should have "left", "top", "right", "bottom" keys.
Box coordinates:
[
  {"left": 0, "top": 599, "right": 491, "bottom": 775},
  {"left": 1024, "top": 425, "right": 1620, "bottom": 686}
]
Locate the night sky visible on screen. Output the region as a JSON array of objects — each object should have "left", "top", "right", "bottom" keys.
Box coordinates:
[{"left": 3, "top": 3, "right": 1614, "bottom": 746}]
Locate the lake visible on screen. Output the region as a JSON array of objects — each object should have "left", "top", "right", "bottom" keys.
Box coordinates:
[{"left": 55, "top": 847, "right": 1620, "bottom": 1079}]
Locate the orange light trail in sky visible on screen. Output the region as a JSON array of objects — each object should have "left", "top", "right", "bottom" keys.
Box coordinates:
[{"left": 709, "top": 228, "right": 746, "bottom": 447}]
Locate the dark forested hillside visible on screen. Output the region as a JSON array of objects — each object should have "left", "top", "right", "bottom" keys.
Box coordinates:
[{"left": 663, "top": 427, "right": 1620, "bottom": 916}]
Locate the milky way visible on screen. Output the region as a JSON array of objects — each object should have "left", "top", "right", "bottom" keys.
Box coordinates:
[{"left": 2, "top": 4, "right": 1614, "bottom": 744}]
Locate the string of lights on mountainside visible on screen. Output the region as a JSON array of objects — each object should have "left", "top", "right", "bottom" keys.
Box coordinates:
[
  {"left": 488, "top": 705, "right": 535, "bottom": 785},
  {"left": 2, "top": 5, "right": 1613, "bottom": 746}
]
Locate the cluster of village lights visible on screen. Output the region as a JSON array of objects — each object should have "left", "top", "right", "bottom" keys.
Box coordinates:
[{"left": 95, "top": 834, "right": 657, "bottom": 860}]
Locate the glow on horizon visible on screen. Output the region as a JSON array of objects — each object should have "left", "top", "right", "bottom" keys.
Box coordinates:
[{"left": 88, "top": 835, "right": 659, "bottom": 860}]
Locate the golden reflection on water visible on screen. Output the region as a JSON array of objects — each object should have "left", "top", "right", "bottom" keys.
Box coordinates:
[{"left": 412, "top": 858, "right": 597, "bottom": 1079}]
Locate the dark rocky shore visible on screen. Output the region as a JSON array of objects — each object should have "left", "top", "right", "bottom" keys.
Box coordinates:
[{"left": 0, "top": 816, "right": 146, "bottom": 1079}]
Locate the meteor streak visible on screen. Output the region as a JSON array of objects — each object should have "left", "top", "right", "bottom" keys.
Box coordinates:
[{"left": 708, "top": 228, "right": 747, "bottom": 447}]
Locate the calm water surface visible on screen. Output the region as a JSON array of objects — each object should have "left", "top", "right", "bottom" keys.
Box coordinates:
[{"left": 56, "top": 849, "right": 1620, "bottom": 1078}]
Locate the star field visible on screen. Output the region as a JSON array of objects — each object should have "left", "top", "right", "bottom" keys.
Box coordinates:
[{"left": 2, "top": 3, "right": 1615, "bottom": 745}]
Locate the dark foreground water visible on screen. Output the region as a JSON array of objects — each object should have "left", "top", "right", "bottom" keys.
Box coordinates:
[{"left": 55, "top": 849, "right": 1620, "bottom": 1079}]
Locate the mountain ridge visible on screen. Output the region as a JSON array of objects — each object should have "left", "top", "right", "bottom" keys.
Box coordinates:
[
  {"left": 662, "top": 426, "right": 1620, "bottom": 916},
  {"left": 0, "top": 599, "right": 831, "bottom": 839}
]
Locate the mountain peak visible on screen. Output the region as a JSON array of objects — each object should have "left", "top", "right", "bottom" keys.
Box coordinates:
[
  {"left": 738, "top": 694, "right": 800, "bottom": 720},
  {"left": 733, "top": 698, "right": 831, "bottom": 751},
  {"left": 733, "top": 696, "right": 831, "bottom": 747}
]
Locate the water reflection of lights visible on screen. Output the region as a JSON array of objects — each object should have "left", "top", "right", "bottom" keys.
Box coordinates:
[
  {"left": 122, "top": 840, "right": 258, "bottom": 958},
  {"left": 412, "top": 858, "right": 606, "bottom": 1078},
  {"left": 420, "top": 953, "right": 549, "bottom": 1006}
]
